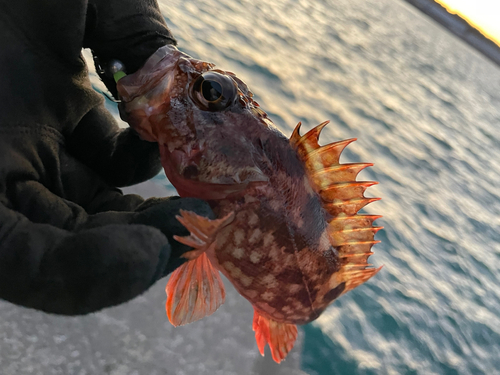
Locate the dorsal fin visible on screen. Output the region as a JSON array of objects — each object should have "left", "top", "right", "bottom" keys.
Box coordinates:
[{"left": 290, "top": 121, "right": 382, "bottom": 294}]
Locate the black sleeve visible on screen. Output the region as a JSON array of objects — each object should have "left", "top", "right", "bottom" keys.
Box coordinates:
[
  {"left": 66, "top": 0, "right": 178, "bottom": 185},
  {"left": 84, "top": 0, "right": 176, "bottom": 72},
  {"left": 66, "top": 104, "right": 162, "bottom": 187},
  {"left": 0, "top": 0, "right": 173, "bottom": 186},
  {"left": 0, "top": 203, "right": 170, "bottom": 315},
  {"left": 0, "top": 171, "right": 214, "bottom": 315},
  {"left": 84, "top": 0, "right": 177, "bottom": 97}
]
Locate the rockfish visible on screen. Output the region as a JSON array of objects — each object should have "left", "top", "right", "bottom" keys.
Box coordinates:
[{"left": 117, "top": 45, "right": 382, "bottom": 363}]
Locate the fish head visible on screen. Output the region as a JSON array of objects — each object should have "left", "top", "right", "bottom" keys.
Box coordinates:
[{"left": 118, "top": 45, "right": 273, "bottom": 199}]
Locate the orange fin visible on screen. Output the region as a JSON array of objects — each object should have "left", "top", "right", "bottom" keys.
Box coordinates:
[
  {"left": 289, "top": 121, "right": 378, "bottom": 214},
  {"left": 341, "top": 266, "right": 382, "bottom": 294},
  {"left": 165, "top": 251, "right": 226, "bottom": 326},
  {"left": 252, "top": 309, "right": 298, "bottom": 363},
  {"left": 290, "top": 121, "right": 382, "bottom": 292},
  {"left": 173, "top": 210, "right": 235, "bottom": 260}
]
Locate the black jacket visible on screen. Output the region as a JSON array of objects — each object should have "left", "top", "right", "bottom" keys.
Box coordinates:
[{"left": 0, "top": 0, "right": 211, "bottom": 315}]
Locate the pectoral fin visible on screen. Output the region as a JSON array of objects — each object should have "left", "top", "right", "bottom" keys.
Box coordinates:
[
  {"left": 173, "top": 210, "right": 235, "bottom": 260},
  {"left": 165, "top": 210, "right": 234, "bottom": 326},
  {"left": 252, "top": 309, "right": 298, "bottom": 363},
  {"left": 166, "top": 250, "right": 225, "bottom": 326}
]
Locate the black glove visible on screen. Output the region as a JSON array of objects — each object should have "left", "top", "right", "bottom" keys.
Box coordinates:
[
  {"left": 84, "top": 0, "right": 177, "bottom": 98},
  {"left": 132, "top": 197, "right": 216, "bottom": 276},
  {"left": 0, "top": 0, "right": 212, "bottom": 315}
]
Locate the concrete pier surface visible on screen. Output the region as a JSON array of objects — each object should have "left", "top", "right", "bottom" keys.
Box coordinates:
[
  {"left": 404, "top": 0, "right": 500, "bottom": 66},
  {"left": 0, "top": 180, "right": 309, "bottom": 375}
]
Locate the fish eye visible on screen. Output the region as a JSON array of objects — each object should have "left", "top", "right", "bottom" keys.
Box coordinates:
[
  {"left": 201, "top": 80, "right": 223, "bottom": 102},
  {"left": 190, "top": 72, "right": 237, "bottom": 111}
]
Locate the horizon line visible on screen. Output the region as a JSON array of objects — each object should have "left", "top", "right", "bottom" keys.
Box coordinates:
[{"left": 434, "top": 0, "right": 500, "bottom": 48}]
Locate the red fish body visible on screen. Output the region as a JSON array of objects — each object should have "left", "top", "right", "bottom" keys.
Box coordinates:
[{"left": 117, "top": 45, "right": 381, "bottom": 363}]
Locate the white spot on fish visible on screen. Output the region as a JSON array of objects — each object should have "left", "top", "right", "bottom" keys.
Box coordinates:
[
  {"left": 319, "top": 230, "right": 331, "bottom": 251},
  {"left": 246, "top": 290, "right": 258, "bottom": 299},
  {"left": 249, "top": 251, "right": 263, "bottom": 264},
  {"left": 296, "top": 217, "right": 304, "bottom": 228},
  {"left": 216, "top": 228, "right": 231, "bottom": 248},
  {"left": 262, "top": 304, "right": 276, "bottom": 314},
  {"left": 231, "top": 268, "right": 243, "bottom": 279},
  {"left": 269, "top": 199, "right": 281, "bottom": 212},
  {"left": 232, "top": 247, "right": 244, "bottom": 259},
  {"left": 284, "top": 253, "right": 295, "bottom": 265},
  {"left": 263, "top": 232, "right": 274, "bottom": 247},
  {"left": 282, "top": 305, "right": 293, "bottom": 314},
  {"left": 289, "top": 284, "right": 302, "bottom": 294},
  {"left": 223, "top": 261, "right": 236, "bottom": 272},
  {"left": 248, "top": 212, "right": 259, "bottom": 226},
  {"left": 262, "top": 291, "right": 275, "bottom": 301},
  {"left": 292, "top": 300, "right": 304, "bottom": 309},
  {"left": 233, "top": 229, "right": 245, "bottom": 246},
  {"left": 240, "top": 274, "right": 253, "bottom": 287},
  {"left": 268, "top": 244, "right": 282, "bottom": 260},
  {"left": 262, "top": 274, "right": 278, "bottom": 288},
  {"left": 249, "top": 228, "right": 262, "bottom": 244},
  {"left": 223, "top": 261, "right": 243, "bottom": 280}
]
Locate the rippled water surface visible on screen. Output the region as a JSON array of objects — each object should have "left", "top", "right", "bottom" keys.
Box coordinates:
[{"left": 93, "top": 0, "right": 500, "bottom": 373}]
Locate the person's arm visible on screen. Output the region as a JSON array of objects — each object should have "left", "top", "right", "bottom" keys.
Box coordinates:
[
  {"left": 0, "top": 203, "right": 167, "bottom": 315},
  {"left": 65, "top": 0, "right": 178, "bottom": 186},
  {"left": 0, "top": 0, "right": 175, "bottom": 187},
  {"left": 66, "top": 104, "right": 163, "bottom": 187},
  {"left": 0, "top": 0, "right": 216, "bottom": 316},
  {"left": 0, "top": 194, "right": 214, "bottom": 315}
]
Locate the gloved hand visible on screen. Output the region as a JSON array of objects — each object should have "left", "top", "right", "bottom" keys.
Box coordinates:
[
  {"left": 131, "top": 197, "right": 215, "bottom": 276},
  {"left": 0, "top": 0, "right": 213, "bottom": 315}
]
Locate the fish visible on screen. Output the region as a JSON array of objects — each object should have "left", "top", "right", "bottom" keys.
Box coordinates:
[{"left": 117, "top": 45, "right": 382, "bottom": 363}]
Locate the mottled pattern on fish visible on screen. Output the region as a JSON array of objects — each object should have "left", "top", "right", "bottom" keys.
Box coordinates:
[
  {"left": 117, "top": 45, "right": 382, "bottom": 363},
  {"left": 211, "top": 138, "right": 341, "bottom": 325}
]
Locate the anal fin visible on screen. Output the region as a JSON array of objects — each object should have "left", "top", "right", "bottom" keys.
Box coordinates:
[
  {"left": 166, "top": 250, "right": 226, "bottom": 326},
  {"left": 252, "top": 309, "right": 298, "bottom": 363}
]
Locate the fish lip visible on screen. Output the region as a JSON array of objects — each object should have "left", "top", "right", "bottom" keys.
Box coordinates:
[{"left": 117, "top": 45, "right": 181, "bottom": 102}]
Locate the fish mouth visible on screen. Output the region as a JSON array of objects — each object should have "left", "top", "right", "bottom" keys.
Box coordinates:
[
  {"left": 117, "top": 45, "right": 182, "bottom": 101},
  {"left": 159, "top": 144, "right": 259, "bottom": 200}
]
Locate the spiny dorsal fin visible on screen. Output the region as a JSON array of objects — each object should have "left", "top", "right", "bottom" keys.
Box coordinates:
[
  {"left": 290, "top": 121, "right": 382, "bottom": 294},
  {"left": 290, "top": 121, "right": 329, "bottom": 157}
]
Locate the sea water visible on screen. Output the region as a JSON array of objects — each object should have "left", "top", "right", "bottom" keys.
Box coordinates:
[{"left": 98, "top": 0, "right": 500, "bottom": 373}]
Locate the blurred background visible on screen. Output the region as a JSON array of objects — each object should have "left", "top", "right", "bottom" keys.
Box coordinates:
[{"left": 1, "top": 0, "right": 499, "bottom": 374}]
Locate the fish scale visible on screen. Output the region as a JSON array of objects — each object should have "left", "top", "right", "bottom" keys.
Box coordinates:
[{"left": 117, "top": 44, "right": 382, "bottom": 364}]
